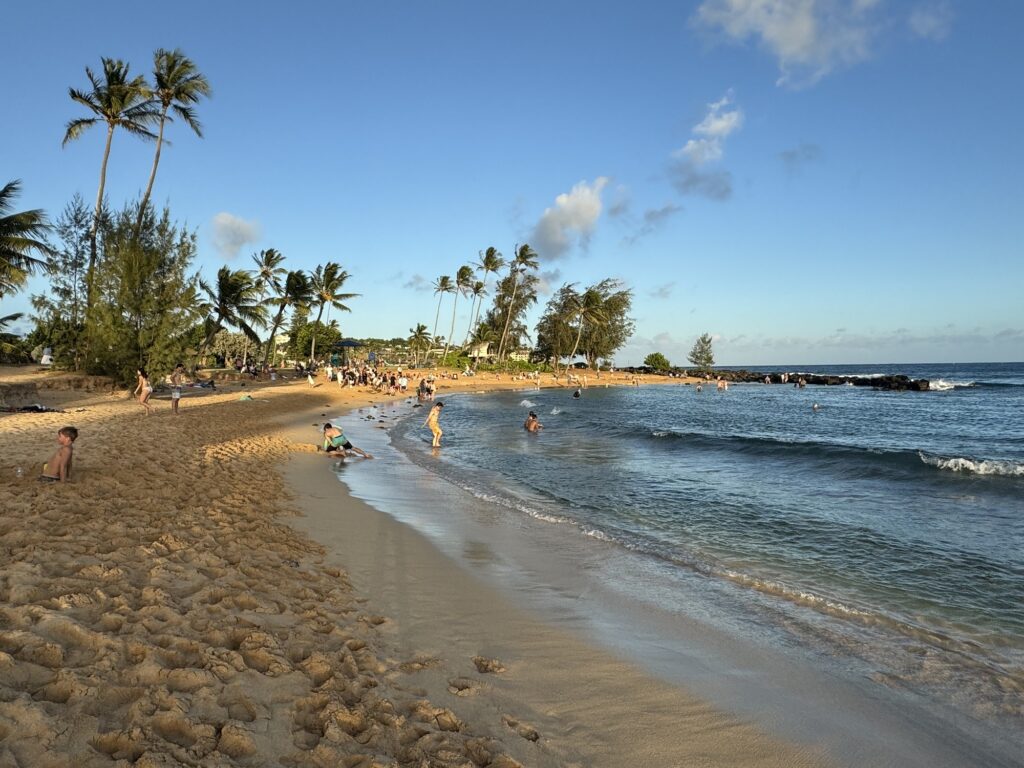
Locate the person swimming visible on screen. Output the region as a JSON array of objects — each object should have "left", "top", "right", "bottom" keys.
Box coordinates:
[{"left": 524, "top": 411, "right": 543, "bottom": 432}]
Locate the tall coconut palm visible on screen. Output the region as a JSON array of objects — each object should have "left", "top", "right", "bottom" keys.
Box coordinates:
[
  {"left": 429, "top": 275, "right": 453, "bottom": 357},
  {"left": 251, "top": 248, "right": 286, "bottom": 298},
  {"left": 195, "top": 267, "right": 266, "bottom": 365},
  {"left": 308, "top": 262, "right": 358, "bottom": 361},
  {"left": 408, "top": 323, "right": 430, "bottom": 366},
  {"left": 443, "top": 265, "right": 474, "bottom": 363},
  {"left": 469, "top": 246, "right": 504, "bottom": 342},
  {"left": 497, "top": 243, "right": 539, "bottom": 361},
  {"left": 462, "top": 280, "right": 487, "bottom": 347},
  {"left": 63, "top": 58, "right": 160, "bottom": 310},
  {"left": 135, "top": 49, "right": 211, "bottom": 234},
  {"left": 263, "top": 270, "right": 313, "bottom": 365},
  {"left": 0, "top": 180, "right": 53, "bottom": 301}
]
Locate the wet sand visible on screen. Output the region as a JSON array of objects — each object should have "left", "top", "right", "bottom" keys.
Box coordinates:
[{"left": 0, "top": 366, "right": 828, "bottom": 766}]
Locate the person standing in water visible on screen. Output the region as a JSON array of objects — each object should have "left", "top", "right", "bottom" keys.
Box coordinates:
[
  {"left": 424, "top": 401, "right": 444, "bottom": 447},
  {"left": 524, "top": 411, "right": 543, "bottom": 432}
]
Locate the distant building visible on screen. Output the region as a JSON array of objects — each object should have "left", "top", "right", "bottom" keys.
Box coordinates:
[
  {"left": 508, "top": 348, "right": 531, "bottom": 362},
  {"left": 467, "top": 341, "right": 491, "bottom": 359}
]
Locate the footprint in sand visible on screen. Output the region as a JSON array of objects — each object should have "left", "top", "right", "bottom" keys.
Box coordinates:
[
  {"left": 502, "top": 714, "right": 540, "bottom": 742},
  {"left": 472, "top": 655, "right": 505, "bottom": 674},
  {"left": 447, "top": 677, "right": 479, "bottom": 696}
]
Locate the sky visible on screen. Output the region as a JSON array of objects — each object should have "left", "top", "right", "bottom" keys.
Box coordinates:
[{"left": 2, "top": 0, "right": 1022, "bottom": 366}]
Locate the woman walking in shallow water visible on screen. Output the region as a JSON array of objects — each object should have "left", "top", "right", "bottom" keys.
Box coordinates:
[
  {"left": 424, "top": 401, "right": 444, "bottom": 447},
  {"left": 134, "top": 368, "right": 154, "bottom": 415}
]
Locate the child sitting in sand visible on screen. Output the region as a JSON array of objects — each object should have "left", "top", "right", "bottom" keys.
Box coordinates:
[{"left": 40, "top": 426, "right": 78, "bottom": 482}]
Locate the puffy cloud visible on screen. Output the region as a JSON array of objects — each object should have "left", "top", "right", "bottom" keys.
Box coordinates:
[
  {"left": 694, "top": 0, "right": 882, "bottom": 87},
  {"left": 529, "top": 177, "right": 609, "bottom": 260},
  {"left": 211, "top": 212, "right": 261, "bottom": 259},
  {"left": 669, "top": 93, "right": 742, "bottom": 200},
  {"left": 908, "top": 2, "right": 953, "bottom": 41},
  {"left": 536, "top": 268, "right": 564, "bottom": 296}
]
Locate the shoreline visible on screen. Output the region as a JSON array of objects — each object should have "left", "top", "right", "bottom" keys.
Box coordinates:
[{"left": 1, "top": 367, "right": 830, "bottom": 766}]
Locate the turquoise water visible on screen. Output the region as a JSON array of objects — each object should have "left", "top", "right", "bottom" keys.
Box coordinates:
[{"left": 333, "top": 362, "right": 1024, "bottom": 764}]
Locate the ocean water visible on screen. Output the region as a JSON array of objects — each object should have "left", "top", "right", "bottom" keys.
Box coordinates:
[{"left": 332, "top": 362, "right": 1024, "bottom": 764}]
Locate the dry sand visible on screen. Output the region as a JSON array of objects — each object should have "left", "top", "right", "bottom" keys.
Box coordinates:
[{"left": 0, "top": 365, "right": 831, "bottom": 767}]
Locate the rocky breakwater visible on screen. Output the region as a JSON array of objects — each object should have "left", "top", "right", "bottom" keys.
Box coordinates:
[{"left": 702, "top": 370, "right": 931, "bottom": 391}]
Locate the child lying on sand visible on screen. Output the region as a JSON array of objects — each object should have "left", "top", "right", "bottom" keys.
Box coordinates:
[{"left": 40, "top": 426, "right": 78, "bottom": 482}]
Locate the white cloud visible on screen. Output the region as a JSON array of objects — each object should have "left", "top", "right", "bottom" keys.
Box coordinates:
[
  {"left": 403, "top": 274, "right": 429, "bottom": 291},
  {"left": 529, "top": 177, "right": 609, "bottom": 260},
  {"left": 211, "top": 212, "right": 261, "bottom": 259},
  {"left": 669, "top": 92, "right": 742, "bottom": 200},
  {"left": 648, "top": 282, "right": 676, "bottom": 299},
  {"left": 694, "top": 0, "right": 882, "bottom": 87},
  {"left": 909, "top": 2, "right": 953, "bottom": 41},
  {"left": 779, "top": 142, "right": 822, "bottom": 173},
  {"left": 536, "top": 268, "right": 563, "bottom": 296}
]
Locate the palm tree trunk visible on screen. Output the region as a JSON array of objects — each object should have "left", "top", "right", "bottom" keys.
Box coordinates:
[
  {"left": 462, "top": 294, "right": 477, "bottom": 348},
  {"left": 135, "top": 107, "right": 168, "bottom": 237},
  {"left": 263, "top": 307, "right": 287, "bottom": 365},
  {"left": 309, "top": 304, "right": 325, "bottom": 362},
  {"left": 86, "top": 124, "right": 115, "bottom": 313},
  {"left": 429, "top": 295, "right": 443, "bottom": 358},
  {"left": 498, "top": 275, "right": 519, "bottom": 362},
  {"left": 566, "top": 320, "right": 585, "bottom": 375},
  {"left": 443, "top": 293, "right": 459, "bottom": 363}
]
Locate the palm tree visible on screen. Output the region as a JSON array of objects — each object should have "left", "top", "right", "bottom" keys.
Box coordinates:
[
  {"left": 135, "top": 49, "right": 211, "bottom": 234},
  {"left": 251, "top": 248, "right": 286, "bottom": 298},
  {"left": 308, "top": 262, "right": 358, "bottom": 361},
  {"left": 462, "top": 280, "right": 487, "bottom": 347},
  {"left": 429, "top": 275, "right": 453, "bottom": 357},
  {"left": 0, "top": 180, "right": 53, "bottom": 301},
  {"left": 497, "top": 243, "right": 539, "bottom": 361},
  {"left": 263, "top": 270, "right": 313, "bottom": 365},
  {"left": 408, "top": 323, "right": 431, "bottom": 366},
  {"left": 63, "top": 58, "right": 160, "bottom": 310},
  {"left": 443, "top": 265, "right": 474, "bottom": 363},
  {"left": 469, "top": 246, "right": 504, "bottom": 343},
  {"left": 195, "top": 267, "right": 266, "bottom": 365},
  {"left": 565, "top": 286, "right": 607, "bottom": 373}
]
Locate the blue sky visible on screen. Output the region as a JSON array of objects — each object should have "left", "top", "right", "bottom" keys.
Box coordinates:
[{"left": 2, "top": 0, "right": 1021, "bottom": 365}]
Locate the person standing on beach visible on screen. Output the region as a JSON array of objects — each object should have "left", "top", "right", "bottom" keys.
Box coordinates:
[
  {"left": 424, "top": 401, "right": 444, "bottom": 447},
  {"left": 134, "top": 368, "right": 154, "bottom": 415},
  {"left": 170, "top": 363, "right": 187, "bottom": 415}
]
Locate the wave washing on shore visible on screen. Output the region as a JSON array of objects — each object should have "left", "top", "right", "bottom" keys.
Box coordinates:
[{"left": 337, "top": 362, "right": 1023, "bottom": 762}]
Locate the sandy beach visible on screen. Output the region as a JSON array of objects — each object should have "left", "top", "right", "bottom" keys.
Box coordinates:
[{"left": 0, "top": 365, "right": 830, "bottom": 766}]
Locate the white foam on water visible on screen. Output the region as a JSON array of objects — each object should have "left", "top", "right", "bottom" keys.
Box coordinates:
[
  {"left": 929, "top": 379, "right": 976, "bottom": 391},
  {"left": 550, "top": 407, "right": 562, "bottom": 415},
  {"left": 919, "top": 453, "right": 1024, "bottom": 477},
  {"left": 519, "top": 399, "right": 537, "bottom": 408}
]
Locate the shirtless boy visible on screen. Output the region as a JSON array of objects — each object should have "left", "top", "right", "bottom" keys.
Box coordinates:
[
  {"left": 40, "top": 426, "right": 78, "bottom": 482},
  {"left": 524, "top": 411, "right": 543, "bottom": 432}
]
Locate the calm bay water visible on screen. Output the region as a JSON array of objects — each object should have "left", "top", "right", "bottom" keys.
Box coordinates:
[{"left": 335, "top": 362, "right": 1024, "bottom": 763}]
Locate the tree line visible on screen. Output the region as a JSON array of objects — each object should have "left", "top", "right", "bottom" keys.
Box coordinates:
[{"left": 0, "top": 50, "right": 361, "bottom": 382}]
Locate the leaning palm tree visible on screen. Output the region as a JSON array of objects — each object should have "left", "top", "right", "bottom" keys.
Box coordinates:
[
  {"left": 565, "top": 286, "right": 607, "bottom": 374},
  {"left": 135, "top": 49, "right": 211, "bottom": 234},
  {"left": 63, "top": 58, "right": 160, "bottom": 310},
  {"left": 194, "top": 267, "right": 266, "bottom": 365},
  {"left": 497, "top": 243, "right": 539, "bottom": 361},
  {"left": 443, "top": 265, "right": 474, "bottom": 363},
  {"left": 429, "top": 275, "right": 453, "bottom": 357},
  {"left": 308, "top": 262, "right": 358, "bottom": 361},
  {"left": 0, "top": 180, "right": 53, "bottom": 301},
  {"left": 408, "top": 323, "right": 431, "bottom": 366},
  {"left": 262, "top": 270, "right": 313, "bottom": 365}
]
